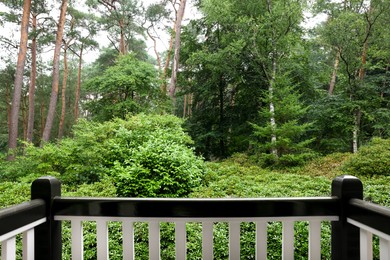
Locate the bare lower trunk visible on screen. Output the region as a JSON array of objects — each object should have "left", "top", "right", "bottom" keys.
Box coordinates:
[
  {"left": 352, "top": 109, "right": 361, "bottom": 153},
  {"left": 119, "top": 19, "right": 126, "bottom": 55},
  {"left": 329, "top": 49, "right": 340, "bottom": 95},
  {"left": 147, "top": 28, "right": 161, "bottom": 70},
  {"left": 8, "top": 0, "right": 31, "bottom": 160},
  {"left": 74, "top": 45, "right": 83, "bottom": 121},
  {"left": 169, "top": 0, "right": 187, "bottom": 99},
  {"left": 27, "top": 13, "right": 37, "bottom": 143},
  {"left": 41, "top": 0, "right": 68, "bottom": 144},
  {"left": 161, "top": 27, "right": 175, "bottom": 93},
  {"left": 267, "top": 0, "right": 278, "bottom": 158},
  {"left": 58, "top": 48, "right": 68, "bottom": 140}
]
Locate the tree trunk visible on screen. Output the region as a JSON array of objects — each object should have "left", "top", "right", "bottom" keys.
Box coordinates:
[
  {"left": 27, "top": 13, "right": 37, "bottom": 143},
  {"left": 267, "top": 0, "right": 278, "bottom": 158},
  {"left": 119, "top": 19, "right": 126, "bottom": 55},
  {"left": 328, "top": 49, "right": 340, "bottom": 95},
  {"left": 352, "top": 109, "right": 361, "bottom": 153},
  {"left": 8, "top": 0, "right": 31, "bottom": 160},
  {"left": 147, "top": 27, "right": 162, "bottom": 71},
  {"left": 58, "top": 47, "right": 68, "bottom": 140},
  {"left": 161, "top": 25, "right": 175, "bottom": 93},
  {"left": 41, "top": 0, "right": 68, "bottom": 144},
  {"left": 74, "top": 44, "right": 83, "bottom": 121},
  {"left": 358, "top": 40, "right": 368, "bottom": 81},
  {"left": 168, "top": 0, "right": 187, "bottom": 99}
]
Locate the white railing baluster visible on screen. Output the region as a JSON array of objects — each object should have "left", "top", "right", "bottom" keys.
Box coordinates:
[
  {"left": 380, "top": 237, "right": 390, "bottom": 260},
  {"left": 256, "top": 221, "right": 267, "bottom": 260},
  {"left": 229, "top": 221, "right": 240, "bottom": 259},
  {"left": 96, "top": 220, "right": 109, "bottom": 260},
  {"left": 149, "top": 221, "right": 160, "bottom": 260},
  {"left": 202, "top": 222, "right": 213, "bottom": 260},
  {"left": 122, "top": 221, "right": 134, "bottom": 260},
  {"left": 2, "top": 237, "right": 16, "bottom": 260},
  {"left": 360, "top": 230, "right": 372, "bottom": 260},
  {"left": 309, "top": 220, "right": 321, "bottom": 260},
  {"left": 71, "top": 220, "right": 84, "bottom": 260},
  {"left": 175, "top": 222, "right": 186, "bottom": 260},
  {"left": 282, "top": 221, "right": 294, "bottom": 260},
  {"left": 22, "top": 229, "right": 34, "bottom": 260}
]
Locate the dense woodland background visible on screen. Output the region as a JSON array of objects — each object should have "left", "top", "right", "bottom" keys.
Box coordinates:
[
  {"left": 0, "top": 0, "right": 389, "bottom": 162},
  {"left": 0, "top": 1, "right": 390, "bottom": 258}
]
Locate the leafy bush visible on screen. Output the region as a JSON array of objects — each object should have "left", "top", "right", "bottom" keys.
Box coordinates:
[
  {"left": 342, "top": 138, "right": 390, "bottom": 176},
  {"left": 0, "top": 114, "right": 205, "bottom": 198}
]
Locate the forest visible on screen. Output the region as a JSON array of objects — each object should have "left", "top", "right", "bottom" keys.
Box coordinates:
[{"left": 0, "top": 0, "right": 390, "bottom": 258}]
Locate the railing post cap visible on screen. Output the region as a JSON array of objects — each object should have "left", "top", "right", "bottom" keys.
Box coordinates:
[
  {"left": 31, "top": 176, "right": 61, "bottom": 200},
  {"left": 332, "top": 175, "right": 363, "bottom": 199}
]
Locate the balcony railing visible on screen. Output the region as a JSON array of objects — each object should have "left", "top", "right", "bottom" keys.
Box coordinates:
[{"left": 0, "top": 175, "right": 389, "bottom": 260}]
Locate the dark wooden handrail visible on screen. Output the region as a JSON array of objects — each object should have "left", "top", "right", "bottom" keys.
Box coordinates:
[
  {"left": 52, "top": 196, "right": 340, "bottom": 218},
  {"left": 0, "top": 199, "right": 45, "bottom": 236},
  {"left": 348, "top": 198, "right": 390, "bottom": 236}
]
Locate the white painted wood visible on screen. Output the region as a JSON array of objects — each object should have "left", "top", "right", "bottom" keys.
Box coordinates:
[
  {"left": 282, "top": 221, "right": 294, "bottom": 260},
  {"left": 359, "top": 230, "right": 372, "bottom": 260},
  {"left": 309, "top": 220, "right": 321, "bottom": 260},
  {"left": 380, "top": 237, "right": 390, "bottom": 260},
  {"left": 2, "top": 236, "right": 16, "bottom": 260},
  {"left": 149, "top": 221, "right": 160, "bottom": 260},
  {"left": 22, "top": 229, "right": 34, "bottom": 260},
  {"left": 122, "top": 221, "right": 134, "bottom": 260},
  {"left": 229, "top": 222, "right": 240, "bottom": 259},
  {"left": 175, "top": 222, "right": 186, "bottom": 260},
  {"left": 96, "top": 220, "right": 109, "bottom": 260},
  {"left": 0, "top": 218, "right": 46, "bottom": 242},
  {"left": 256, "top": 221, "right": 267, "bottom": 260},
  {"left": 347, "top": 218, "right": 390, "bottom": 241},
  {"left": 71, "top": 220, "right": 84, "bottom": 260},
  {"left": 202, "top": 222, "right": 213, "bottom": 260}
]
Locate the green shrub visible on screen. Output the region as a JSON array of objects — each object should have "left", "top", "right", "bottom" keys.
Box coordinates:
[
  {"left": 342, "top": 138, "right": 390, "bottom": 176},
  {"left": 0, "top": 114, "right": 205, "bottom": 195}
]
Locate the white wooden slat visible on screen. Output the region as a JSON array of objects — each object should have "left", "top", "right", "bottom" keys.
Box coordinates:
[
  {"left": 2, "top": 237, "right": 16, "bottom": 260},
  {"left": 71, "top": 220, "right": 84, "bottom": 260},
  {"left": 96, "top": 220, "right": 109, "bottom": 260},
  {"left": 175, "top": 222, "right": 186, "bottom": 260},
  {"left": 149, "top": 221, "right": 160, "bottom": 260},
  {"left": 229, "top": 222, "right": 240, "bottom": 259},
  {"left": 202, "top": 222, "right": 213, "bottom": 260},
  {"left": 380, "top": 237, "right": 390, "bottom": 260},
  {"left": 308, "top": 220, "right": 321, "bottom": 260},
  {"left": 122, "top": 221, "right": 134, "bottom": 260},
  {"left": 22, "top": 229, "right": 34, "bottom": 260},
  {"left": 282, "top": 221, "right": 294, "bottom": 260},
  {"left": 256, "top": 221, "right": 267, "bottom": 260},
  {"left": 360, "top": 230, "right": 373, "bottom": 260}
]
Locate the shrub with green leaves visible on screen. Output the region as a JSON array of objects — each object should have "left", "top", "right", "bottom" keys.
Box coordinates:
[
  {"left": 342, "top": 138, "right": 390, "bottom": 176},
  {"left": 0, "top": 114, "right": 205, "bottom": 198}
]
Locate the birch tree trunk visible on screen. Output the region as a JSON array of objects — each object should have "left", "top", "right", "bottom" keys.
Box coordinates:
[
  {"left": 328, "top": 49, "right": 340, "bottom": 95},
  {"left": 27, "top": 13, "right": 37, "bottom": 143},
  {"left": 8, "top": 0, "right": 31, "bottom": 159},
  {"left": 169, "top": 0, "right": 187, "bottom": 99},
  {"left": 267, "top": 0, "right": 278, "bottom": 158},
  {"left": 41, "top": 0, "right": 68, "bottom": 144}
]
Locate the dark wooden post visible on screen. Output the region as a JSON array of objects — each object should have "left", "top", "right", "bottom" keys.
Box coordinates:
[
  {"left": 31, "top": 176, "right": 62, "bottom": 260},
  {"left": 331, "top": 175, "right": 363, "bottom": 260}
]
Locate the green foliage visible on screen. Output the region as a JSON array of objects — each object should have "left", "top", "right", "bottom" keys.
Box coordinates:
[
  {"left": 0, "top": 114, "right": 205, "bottom": 199},
  {"left": 84, "top": 54, "right": 167, "bottom": 121},
  {"left": 342, "top": 138, "right": 390, "bottom": 177},
  {"left": 251, "top": 77, "right": 315, "bottom": 167}
]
